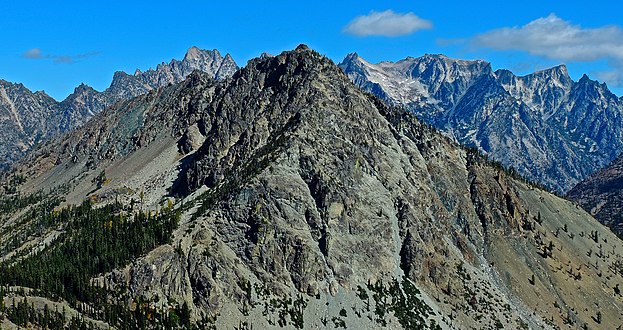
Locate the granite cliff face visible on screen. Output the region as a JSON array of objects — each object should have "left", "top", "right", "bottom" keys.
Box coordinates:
[
  {"left": 0, "top": 47, "right": 238, "bottom": 171},
  {"left": 2, "top": 46, "right": 623, "bottom": 329},
  {"left": 339, "top": 54, "right": 623, "bottom": 192}
]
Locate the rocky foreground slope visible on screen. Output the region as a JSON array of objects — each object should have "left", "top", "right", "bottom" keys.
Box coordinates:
[
  {"left": 1, "top": 45, "right": 623, "bottom": 329},
  {"left": 0, "top": 46, "right": 237, "bottom": 171},
  {"left": 339, "top": 54, "right": 623, "bottom": 193}
]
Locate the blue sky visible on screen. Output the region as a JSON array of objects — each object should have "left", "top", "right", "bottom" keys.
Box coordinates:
[{"left": 1, "top": 0, "right": 622, "bottom": 100}]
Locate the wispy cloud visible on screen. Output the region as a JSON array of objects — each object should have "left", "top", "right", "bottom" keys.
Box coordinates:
[
  {"left": 596, "top": 68, "right": 623, "bottom": 89},
  {"left": 472, "top": 14, "right": 623, "bottom": 62},
  {"left": 22, "top": 48, "right": 100, "bottom": 64},
  {"left": 24, "top": 48, "right": 43, "bottom": 59},
  {"left": 344, "top": 10, "right": 432, "bottom": 37},
  {"left": 469, "top": 14, "right": 623, "bottom": 87}
]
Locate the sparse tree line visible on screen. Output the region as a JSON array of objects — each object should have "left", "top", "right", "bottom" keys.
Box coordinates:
[{"left": 0, "top": 193, "right": 198, "bottom": 328}]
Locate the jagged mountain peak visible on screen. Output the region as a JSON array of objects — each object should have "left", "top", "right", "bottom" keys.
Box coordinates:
[
  {"left": 33, "top": 90, "right": 51, "bottom": 97},
  {"left": 0, "top": 46, "right": 239, "bottom": 170},
  {"left": 500, "top": 64, "right": 570, "bottom": 81},
  {"left": 340, "top": 52, "right": 493, "bottom": 113},
  {"left": 341, "top": 52, "right": 367, "bottom": 67},
  {"left": 0, "top": 79, "right": 61, "bottom": 170},
  {"left": 294, "top": 43, "right": 311, "bottom": 52},
  {"left": 407, "top": 53, "right": 489, "bottom": 67},
  {"left": 259, "top": 52, "right": 274, "bottom": 59},
  {"left": 342, "top": 52, "right": 490, "bottom": 70},
  {"left": 0, "top": 80, "right": 51, "bottom": 98},
  {"left": 493, "top": 68, "right": 514, "bottom": 80},
  {"left": 538, "top": 63, "right": 568, "bottom": 76},
  {"left": 495, "top": 64, "right": 574, "bottom": 114},
  {"left": 338, "top": 52, "right": 369, "bottom": 68},
  {"left": 519, "top": 64, "right": 574, "bottom": 88},
  {"left": 111, "top": 70, "right": 130, "bottom": 81},
  {"left": 112, "top": 46, "right": 236, "bottom": 86},
  {"left": 0, "top": 80, "right": 30, "bottom": 91},
  {"left": 344, "top": 52, "right": 360, "bottom": 61},
  {"left": 72, "top": 82, "right": 95, "bottom": 93},
  {"left": 106, "top": 46, "right": 238, "bottom": 97},
  {"left": 573, "top": 74, "right": 616, "bottom": 96},
  {"left": 418, "top": 53, "right": 453, "bottom": 61},
  {"left": 4, "top": 45, "right": 623, "bottom": 329},
  {"left": 389, "top": 53, "right": 494, "bottom": 83},
  {"left": 578, "top": 74, "right": 617, "bottom": 93},
  {"left": 184, "top": 45, "right": 205, "bottom": 60},
  {"left": 579, "top": 73, "right": 591, "bottom": 82},
  {"left": 233, "top": 44, "right": 335, "bottom": 86},
  {"left": 0, "top": 80, "right": 55, "bottom": 104},
  {"left": 0, "top": 79, "right": 14, "bottom": 87},
  {"left": 183, "top": 46, "right": 223, "bottom": 62}
]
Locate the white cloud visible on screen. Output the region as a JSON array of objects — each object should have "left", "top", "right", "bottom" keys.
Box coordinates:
[
  {"left": 22, "top": 48, "right": 100, "bottom": 64},
  {"left": 344, "top": 10, "right": 432, "bottom": 37},
  {"left": 597, "top": 68, "right": 623, "bottom": 89},
  {"left": 23, "top": 48, "right": 43, "bottom": 59},
  {"left": 473, "top": 14, "right": 623, "bottom": 62},
  {"left": 471, "top": 14, "right": 623, "bottom": 87}
]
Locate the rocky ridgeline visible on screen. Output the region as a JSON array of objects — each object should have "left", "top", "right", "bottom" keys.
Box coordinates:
[
  {"left": 2, "top": 45, "right": 622, "bottom": 329},
  {"left": 0, "top": 47, "right": 238, "bottom": 171},
  {"left": 339, "top": 53, "right": 623, "bottom": 193}
]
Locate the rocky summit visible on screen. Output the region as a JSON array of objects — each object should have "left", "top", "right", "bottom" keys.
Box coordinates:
[
  {"left": 0, "top": 46, "right": 238, "bottom": 171},
  {"left": 1, "top": 46, "right": 623, "bottom": 329},
  {"left": 339, "top": 53, "right": 623, "bottom": 193}
]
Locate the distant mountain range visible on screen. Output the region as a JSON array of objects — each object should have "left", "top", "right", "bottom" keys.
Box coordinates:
[
  {"left": 4, "top": 48, "right": 622, "bottom": 194},
  {"left": 0, "top": 46, "right": 238, "bottom": 170},
  {"left": 2, "top": 45, "right": 622, "bottom": 329},
  {"left": 339, "top": 53, "right": 623, "bottom": 192}
]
